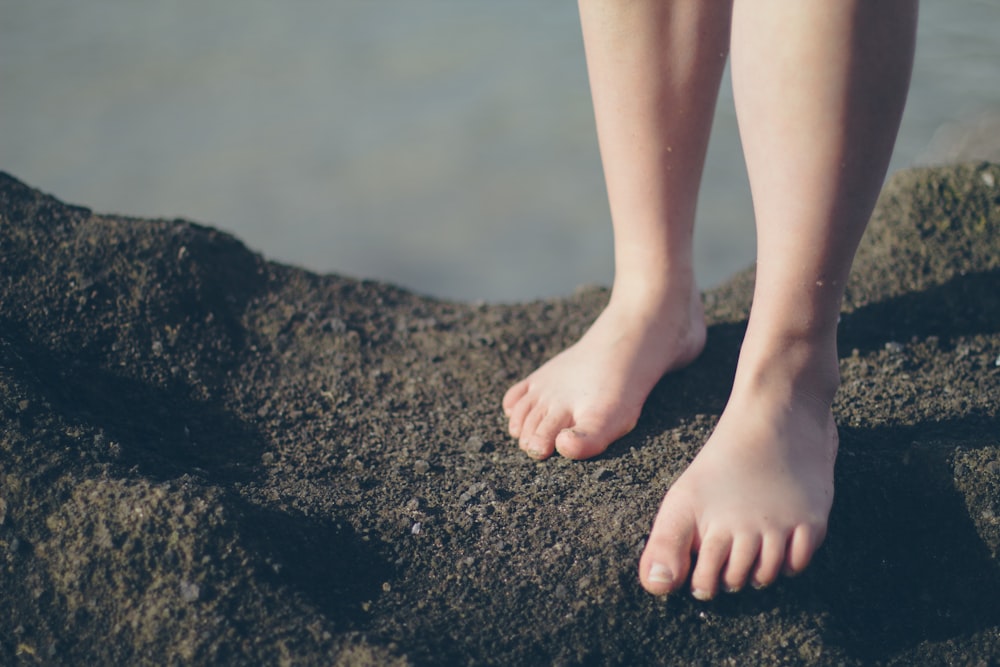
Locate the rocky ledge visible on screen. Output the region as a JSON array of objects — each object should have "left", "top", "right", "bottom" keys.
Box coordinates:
[{"left": 1, "top": 163, "right": 999, "bottom": 665}]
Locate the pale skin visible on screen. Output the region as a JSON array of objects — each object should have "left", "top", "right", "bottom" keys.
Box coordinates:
[{"left": 503, "top": 0, "right": 917, "bottom": 599}]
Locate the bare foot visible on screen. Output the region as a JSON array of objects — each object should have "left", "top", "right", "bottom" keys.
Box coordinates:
[
  {"left": 638, "top": 335, "right": 840, "bottom": 599},
  {"left": 503, "top": 280, "right": 706, "bottom": 461}
]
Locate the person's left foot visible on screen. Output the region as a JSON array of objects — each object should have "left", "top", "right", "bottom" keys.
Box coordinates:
[{"left": 638, "top": 336, "right": 839, "bottom": 598}]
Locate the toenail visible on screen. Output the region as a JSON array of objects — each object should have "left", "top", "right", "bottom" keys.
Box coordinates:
[
  {"left": 751, "top": 580, "right": 767, "bottom": 590},
  {"left": 691, "top": 588, "right": 713, "bottom": 601},
  {"left": 723, "top": 584, "right": 741, "bottom": 594},
  {"left": 648, "top": 563, "right": 673, "bottom": 586}
]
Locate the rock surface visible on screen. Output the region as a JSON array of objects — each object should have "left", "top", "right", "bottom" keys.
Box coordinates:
[{"left": 1, "top": 163, "right": 999, "bottom": 665}]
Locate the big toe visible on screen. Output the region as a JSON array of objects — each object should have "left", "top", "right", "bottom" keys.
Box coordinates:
[
  {"left": 554, "top": 413, "right": 636, "bottom": 460},
  {"left": 639, "top": 497, "right": 696, "bottom": 596}
]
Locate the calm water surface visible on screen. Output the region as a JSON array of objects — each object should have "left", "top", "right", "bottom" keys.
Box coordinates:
[{"left": 3, "top": 2, "right": 999, "bottom": 301}]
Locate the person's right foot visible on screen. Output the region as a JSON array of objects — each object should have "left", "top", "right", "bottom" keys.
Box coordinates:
[{"left": 503, "top": 280, "right": 706, "bottom": 461}]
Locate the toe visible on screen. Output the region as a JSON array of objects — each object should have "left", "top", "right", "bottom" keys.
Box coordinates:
[
  {"left": 518, "top": 406, "right": 549, "bottom": 459},
  {"left": 639, "top": 495, "right": 696, "bottom": 596},
  {"left": 689, "top": 531, "right": 733, "bottom": 601},
  {"left": 507, "top": 391, "right": 534, "bottom": 440},
  {"left": 554, "top": 428, "right": 607, "bottom": 460},
  {"left": 523, "top": 411, "right": 571, "bottom": 461},
  {"left": 502, "top": 379, "right": 529, "bottom": 416},
  {"left": 784, "top": 522, "right": 825, "bottom": 576},
  {"left": 751, "top": 531, "right": 788, "bottom": 590},
  {"left": 721, "top": 533, "right": 762, "bottom": 593},
  {"left": 554, "top": 411, "right": 635, "bottom": 460}
]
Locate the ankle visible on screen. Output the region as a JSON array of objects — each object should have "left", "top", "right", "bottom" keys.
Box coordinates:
[
  {"left": 734, "top": 331, "right": 841, "bottom": 409},
  {"left": 609, "top": 269, "right": 699, "bottom": 315},
  {"left": 606, "top": 277, "right": 706, "bottom": 353}
]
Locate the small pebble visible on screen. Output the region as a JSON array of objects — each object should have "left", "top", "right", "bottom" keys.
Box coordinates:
[
  {"left": 634, "top": 539, "right": 647, "bottom": 556},
  {"left": 179, "top": 580, "right": 200, "bottom": 603},
  {"left": 884, "top": 341, "right": 904, "bottom": 354},
  {"left": 591, "top": 467, "right": 612, "bottom": 482},
  {"left": 464, "top": 435, "right": 487, "bottom": 453},
  {"left": 982, "top": 171, "right": 996, "bottom": 188},
  {"left": 322, "top": 317, "right": 347, "bottom": 334},
  {"left": 413, "top": 460, "right": 430, "bottom": 474},
  {"left": 995, "top": 353, "right": 1000, "bottom": 367},
  {"left": 411, "top": 522, "right": 422, "bottom": 535}
]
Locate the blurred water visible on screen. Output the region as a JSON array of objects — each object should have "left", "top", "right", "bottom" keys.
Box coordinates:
[{"left": 2, "top": 1, "right": 999, "bottom": 302}]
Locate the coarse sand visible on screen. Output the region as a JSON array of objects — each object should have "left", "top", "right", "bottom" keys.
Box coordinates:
[{"left": 1, "top": 163, "right": 998, "bottom": 665}]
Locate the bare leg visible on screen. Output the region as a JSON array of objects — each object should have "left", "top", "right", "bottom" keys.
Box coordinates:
[
  {"left": 503, "top": 0, "right": 731, "bottom": 460},
  {"left": 639, "top": 0, "right": 917, "bottom": 599}
]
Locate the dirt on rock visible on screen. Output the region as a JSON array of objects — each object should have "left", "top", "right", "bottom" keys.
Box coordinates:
[{"left": 1, "top": 163, "right": 998, "bottom": 665}]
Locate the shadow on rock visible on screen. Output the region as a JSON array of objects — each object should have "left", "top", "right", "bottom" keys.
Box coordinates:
[
  {"left": 817, "top": 418, "right": 1000, "bottom": 661},
  {"left": 4, "top": 327, "right": 264, "bottom": 484},
  {"left": 234, "top": 501, "right": 395, "bottom": 631},
  {"left": 622, "top": 267, "right": 999, "bottom": 459},
  {"left": 839, "top": 268, "right": 1000, "bottom": 355}
]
